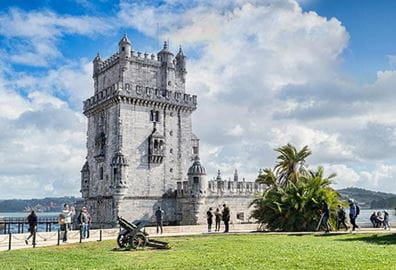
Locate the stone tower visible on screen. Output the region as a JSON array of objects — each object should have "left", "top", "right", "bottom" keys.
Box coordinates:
[{"left": 81, "top": 35, "right": 198, "bottom": 227}]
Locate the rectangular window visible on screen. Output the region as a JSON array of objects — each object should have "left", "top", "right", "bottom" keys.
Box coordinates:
[
  {"left": 155, "top": 111, "right": 159, "bottom": 122},
  {"left": 150, "top": 110, "right": 160, "bottom": 122},
  {"left": 192, "top": 146, "right": 199, "bottom": 155}
]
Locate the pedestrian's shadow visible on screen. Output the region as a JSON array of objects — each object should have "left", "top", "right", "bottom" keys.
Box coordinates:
[{"left": 336, "top": 233, "right": 396, "bottom": 245}]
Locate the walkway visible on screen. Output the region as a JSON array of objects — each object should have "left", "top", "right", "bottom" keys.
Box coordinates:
[{"left": 0, "top": 223, "right": 394, "bottom": 251}]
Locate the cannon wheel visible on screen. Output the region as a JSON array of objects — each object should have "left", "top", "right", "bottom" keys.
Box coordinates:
[
  {"left": 131, "top": 232, "right": 148, "bottom": 249},
  {"left": 124, "top": 232, "right": 147, "bottom": 250},
  {"left": 117, "top": 234, "right": 128, "bottom": 248}
]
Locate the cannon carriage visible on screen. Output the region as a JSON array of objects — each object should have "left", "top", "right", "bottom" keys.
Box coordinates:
[{"left": 117, "top": 217, "right": 169, "bottom": 250}]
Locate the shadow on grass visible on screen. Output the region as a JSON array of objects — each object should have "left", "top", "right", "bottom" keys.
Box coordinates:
[{"left": 337, "top": 234, "right": 396, "bottom": 245}]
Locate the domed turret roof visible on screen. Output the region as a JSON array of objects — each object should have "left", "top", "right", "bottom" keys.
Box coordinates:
[
  {"left": 111, "top": 152, "right": 128, "bottom": 166},
  {"left": 188, "top": 156, "right": 206, "bottom": 175},
  {"left": 119, "top": 34, "right": 131, "bottom": 45},
  {"left": 158, "top": 41, "right": 174, "bottom": 56}
]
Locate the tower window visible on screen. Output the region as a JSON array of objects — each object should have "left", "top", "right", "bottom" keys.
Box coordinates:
[
  {"left": 99, "top": 167, "right": 103, "bottom": 180},
  {"left": 150, "top": 110, "right": 160, "bottom": 122},
  {"left": 122, "top": 47, "right": 125, "bottom": 51},
  {"left": 193, "top": 177, "right": 199, "bottom": 184},
  {"left": 192, "top": 146, "right": 198, "bottom": 155}
]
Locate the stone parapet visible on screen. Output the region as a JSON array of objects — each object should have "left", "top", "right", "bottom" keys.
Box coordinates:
[
  {"left": 176, "top": 180, "right": 266, "bottom": 198},
  {"left": 83, "top": 83, "right": 197, "bottom": 115}
]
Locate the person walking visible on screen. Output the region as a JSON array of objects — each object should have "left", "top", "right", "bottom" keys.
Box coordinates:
[
  {"left": 155, "top": 206, "right": 164, "bottom": 234},
  {"left": 348, "top": 199, "right": 359, "bottom": 231},
  {"left": 207, "top": 208, "right": 213, "bottom": 232},
  {"left": 25, "top": 210, "right": 37, "bottom": 245},
  {"left": 320, "top": 200, "right": 330, "bottom": 233},
  {"left": 383, "top": 210, "right": 391, "bottom": 230},
  {"left": 336, "top": 205, "right": 348, "bottom": 231},
  {"left": 214, "top": 208, "right": 222, "bottom": 232},
  {"left": 222, "top": 204, "right": 230, "bottom": 233}
]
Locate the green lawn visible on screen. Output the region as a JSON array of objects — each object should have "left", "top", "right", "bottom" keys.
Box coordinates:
[{"left": 0, "top": 233, "right": 395, "bottom": 270}]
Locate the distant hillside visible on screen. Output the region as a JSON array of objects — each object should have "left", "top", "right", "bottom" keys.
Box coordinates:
[
  {"left": 337, "top": 187, "right": 396, "bottom": 209},
  {"left": 0, "top": 196, "right": 80, "bottom": 212}
]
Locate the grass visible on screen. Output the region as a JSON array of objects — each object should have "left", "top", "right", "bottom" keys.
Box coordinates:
[{"left": 0, "top": 233, "right": 395, "bottom": 270}]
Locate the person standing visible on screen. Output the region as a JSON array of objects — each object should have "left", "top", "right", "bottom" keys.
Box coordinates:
[
  {"left": 222, "top": 204, "right": 230, "bottom": 233},
  {"left": 336, "top": 205, "right": 348, "bottom": 231},
  {"left": 214, "top": 208, "right": 222, "bottom": 232},
  {"left": 155, "top": 206, "right": 164, "bottom": 234},
  {"left": 206, "top": 208, "right": 213, "bottom": 232},
  {"left": 348, "top": 199, "right": 359, "bottom": 231},
  {"left": 383, "top": 211, "right": 391, "bottom": 230},
  {"left": 78, "top": 207, "right": 89, "bottom": 239},
  {"left": 59, "top": 204, "right": 71, "bottom": 242},
  {"left": 86, "top": 210, "right": 92, "bottom": 239},
  {"left": 320, "top": 200, "right": 330, "bottom": 233},
  {"left": 25, "top": 211, "right": 37, "bottom": 245},
  {"left": 370, "top": 212, "right": 377, "bottom": 228}
]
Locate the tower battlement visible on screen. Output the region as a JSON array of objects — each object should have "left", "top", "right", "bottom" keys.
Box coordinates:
[{"left": 83, "top": 83, "right": 197, "bottom": 115}]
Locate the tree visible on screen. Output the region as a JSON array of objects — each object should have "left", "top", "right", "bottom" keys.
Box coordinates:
[
  {"left": 251, "top": 144, "right": 341, "bottom": 231},
  {"left": 274, "top": 144, "right": 311, "bottom": 187}
]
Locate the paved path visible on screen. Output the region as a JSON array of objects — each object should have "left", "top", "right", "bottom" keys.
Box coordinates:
[{"left": 0, "top": 225, "right": 394, "bottom": 252}]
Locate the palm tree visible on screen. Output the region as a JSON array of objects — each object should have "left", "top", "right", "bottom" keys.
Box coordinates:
[
  {"left": 274, "top": 144, "right": 311, "bottom": 186},
  {"left": 256, "top": 168, "right": 277, "bottom": 186}
]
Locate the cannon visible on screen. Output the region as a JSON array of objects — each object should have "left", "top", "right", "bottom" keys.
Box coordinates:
[{"left": 117, "top": 217, "right": 169, "bottom": 250}]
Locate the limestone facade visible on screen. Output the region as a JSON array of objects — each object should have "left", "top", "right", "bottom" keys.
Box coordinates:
[{"left": 81, "top": 35, "right": 264, "bottom": 227}]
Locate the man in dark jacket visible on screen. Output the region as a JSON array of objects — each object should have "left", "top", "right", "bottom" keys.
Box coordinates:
[
  {"left": 320, "top": 200, "right": 330, "bottom": 233},
  {"left": 348, "top": 199, "right": 359, "bottom": 231},
  {"left": 222, "top": 204, "right": 230, "bottom": 233},
  {"left": 207, "top": 208, "right": 213, "bottom": 232},
  {"left": 25, "top": 211, "right": 37, "bottom": 245},
  {"left": 155, "top": 206, "right": 164, "bottom": 234},
  {"left": 336, "top": 205, "right": 348, "bottom": 230}
]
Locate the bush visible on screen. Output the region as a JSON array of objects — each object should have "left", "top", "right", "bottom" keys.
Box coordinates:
[{"left": 251, "top": 144, "right": 342, "bottom": 231}]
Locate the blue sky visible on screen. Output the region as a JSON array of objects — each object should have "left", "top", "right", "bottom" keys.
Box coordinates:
[
  {"left": 301, "top": 0, "right": 396, "bottom": 82},
  {"left": 1, "top": 0, "right": 396, "bottom": 198}
]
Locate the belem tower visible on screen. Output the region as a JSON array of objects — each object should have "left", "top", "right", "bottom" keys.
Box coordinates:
[{"left": 80, "top": 35, "right": 265, "bottom": 227}]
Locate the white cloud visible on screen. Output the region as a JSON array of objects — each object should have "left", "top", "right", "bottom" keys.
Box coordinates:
[{"left": 0, "top": 8, "right": 113, "bottom": 66}]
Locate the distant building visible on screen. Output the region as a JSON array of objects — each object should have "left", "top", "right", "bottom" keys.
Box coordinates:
[{"left": 80, "top": 35, "right": 265, "bottom": 227}]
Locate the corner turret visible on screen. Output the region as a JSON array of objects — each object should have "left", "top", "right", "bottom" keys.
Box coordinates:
[
  {"left": 176, "top": 46, "right": 187, "bottom": 76},
  {"left": 187, "top": 156, "right": 207, "bottom": 196},
  {"left": 119, "top": 34, "right": 132, "bottom": 58},
  {"left": 93, "top": 53, "right": 102, "bottom": 74},
  {"left": 157, "top": 41, "right": 174, "bottom": 64}
]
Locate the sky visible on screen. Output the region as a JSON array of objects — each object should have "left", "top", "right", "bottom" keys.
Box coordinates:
[{"left": 1, "top": 0, "right": 396, "bottom": 199}]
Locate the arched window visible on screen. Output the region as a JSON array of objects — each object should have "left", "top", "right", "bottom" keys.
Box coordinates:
[{"left": 99, "top": 167, "right": 103, "bottom": 180}]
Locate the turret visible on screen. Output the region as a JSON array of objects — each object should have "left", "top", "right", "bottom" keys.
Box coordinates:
[
  {"left": 233, "top": 169, "right": 239, "bottom": 182},
  {"left": 93, "top": 53, "right": 102, "bottom": 75},
  {"left": 157, "top": 41, "right": 174, "bottom": 64},
  {"left": 187, "top": 156, "right": 207, "bottom": 196},
  {"left": 118, "top": 34, "right": 132, "bottom": 59},
  {"left": 110, "top": 151, "right": 128, "bottom": 225},
  {"left": 176, "top": 46, "right": 186, "bottom": 73},
  {"left": 80, "top": 161, "right": 90, "bottom": 198}
]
